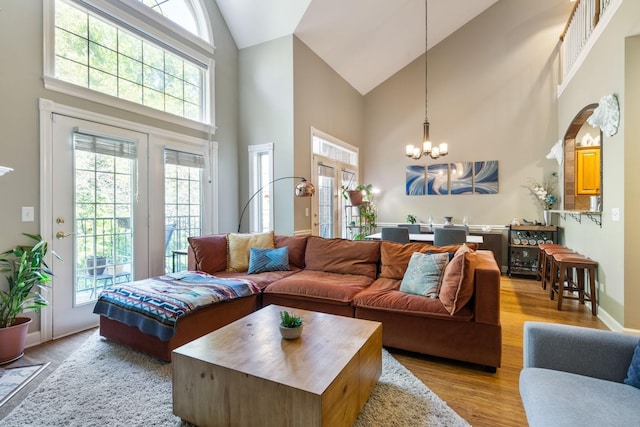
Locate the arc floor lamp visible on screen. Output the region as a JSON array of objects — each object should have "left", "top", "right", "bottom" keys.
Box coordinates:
[{"left": 237, "top": 177, "right": 315, "bottom": 232}]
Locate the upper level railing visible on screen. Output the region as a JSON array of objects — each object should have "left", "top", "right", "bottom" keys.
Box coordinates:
[{"left": 560, "top": 0, "right": 613, "bottom": 83}]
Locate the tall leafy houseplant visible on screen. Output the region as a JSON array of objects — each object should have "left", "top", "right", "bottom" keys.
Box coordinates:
[
  {"left": 0, "top": 233, "right": 58, "bottom": 363},
  {"left": 0, "top": 233, "right": 57, "bottom": 328}
]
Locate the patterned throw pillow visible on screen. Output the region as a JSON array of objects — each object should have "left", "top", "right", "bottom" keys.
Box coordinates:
[
  {"left": 248, "top": 246, "right": 290, "bottom": 274},
  {"left": 399, "top": 252, "right": 451, "bottom": 298},
  {"left": 624, "top": 339, "right": 640, "bottom": 389}
]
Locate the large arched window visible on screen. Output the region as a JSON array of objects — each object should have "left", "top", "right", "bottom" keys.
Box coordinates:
[
  {"left": 44, "top": 0, "right": 215, "bottom": 129},
  {"left": 133, "top": 0, "right": 210, "bottom": 41}
]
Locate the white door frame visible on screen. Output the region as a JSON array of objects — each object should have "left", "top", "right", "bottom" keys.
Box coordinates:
[{"left": 38, "top": 98, "right": 218, "bottom": 343}]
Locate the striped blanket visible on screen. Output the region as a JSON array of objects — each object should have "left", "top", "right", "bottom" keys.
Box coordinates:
[{"left": 93, "top": 271, "right": 259, "bottom": 341}]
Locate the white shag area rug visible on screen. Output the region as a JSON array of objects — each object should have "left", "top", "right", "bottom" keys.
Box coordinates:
[{"left": 2, "top": 332, "right": 469, "bottom": 426}]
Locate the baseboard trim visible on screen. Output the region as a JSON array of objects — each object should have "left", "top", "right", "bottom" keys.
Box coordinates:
[{"left": 595, "top": 306, "right": 623, "bottom": 332}]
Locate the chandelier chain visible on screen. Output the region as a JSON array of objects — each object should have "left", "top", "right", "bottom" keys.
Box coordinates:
[{"left": 425, "top": 0, "right": 428, "bottom": 121}]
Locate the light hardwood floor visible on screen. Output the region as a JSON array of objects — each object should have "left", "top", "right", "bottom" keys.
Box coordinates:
[
  {"left": 1, "top": 275, "right": 607, "bottom": 425},
  {"left": 389, "top": 275, "right": 607, "bottom": 426}
]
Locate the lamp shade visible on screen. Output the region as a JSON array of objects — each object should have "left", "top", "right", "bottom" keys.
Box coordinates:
[{"left": 295, "top": 179, "right": 315, "bottom": 197}]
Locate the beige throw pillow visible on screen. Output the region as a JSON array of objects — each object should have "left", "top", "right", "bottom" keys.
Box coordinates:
[{"left": 226, "top": 231, "right": 275, "bottom": 272}]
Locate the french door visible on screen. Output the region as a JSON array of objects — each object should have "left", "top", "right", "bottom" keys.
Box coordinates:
[
  {"left": 48, "top": 114, "right": 149, "bottom": 338},
  {"left": 312, "top": 156, "right": 357, "bottom": 238}
]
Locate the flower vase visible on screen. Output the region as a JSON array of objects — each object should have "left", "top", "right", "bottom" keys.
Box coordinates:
[{"left": 543, "top": 210, "right": 551, "bottom": 226}]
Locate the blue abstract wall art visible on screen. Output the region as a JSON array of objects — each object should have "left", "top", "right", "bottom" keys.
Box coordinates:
[
  {"left": 473, "top": 160, "right": 499, "bottom": 194},
  {"left": 405, "top": 165, "right": 426, "bottom": 195},
  {"left": 450, "top": 162, "right": 474, "bottom": 195},
  {"left": 427, "top": 163, "right": 449, "bottom": 195}
]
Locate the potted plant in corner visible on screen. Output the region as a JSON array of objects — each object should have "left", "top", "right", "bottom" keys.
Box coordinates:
[
  {"left": 0, "top": 233, "right": 59, "bottom": 364},
  {"left": 279, "top": 310, "right": 303, "bottom": 340}
]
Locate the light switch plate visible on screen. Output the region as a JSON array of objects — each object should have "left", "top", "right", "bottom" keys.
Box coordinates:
[
  {"left": 21, "top": 206, "right": 34, "bottom": 222},
  {"left": 611, "top": 207, "right": 620, "bottom": 221}
]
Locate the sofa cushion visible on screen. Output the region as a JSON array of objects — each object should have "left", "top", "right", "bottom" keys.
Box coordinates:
[
  {"left": 379, "top": 241, "right": 464, "bottom": 280},
  {"left": 625, "top": 340, "right": 640, "bottom": 388},
  {"left": 227, "top": 231, "right": 275, "bottom": 272},
  {"left": 399, "top": 252, "right": 451, "bottom": 298},
  {"left": 520, "top": 367, "right": 640, "bottom": 427},
  {"left": 439, "top": 244, "right": 478, "bottom": 314},
  {"left": 248, "top": 247, "right": 290, "bottom": 274},
  {"left": 353, "top": 278, "right": 472, "bottom": 319},
  {"left": 264, "top": 269, "right": 374, "bottom": 302},
  {"left": 304, "top": 236, "right": 380, "bottom": 279},
  {"left": 188, "top": 234, "right": 228, "bottom": 274},
  {"left": 275, "top": 235, "right": 307, "bottom": 269},
  {"left": 212, "top": 269, "right": 301, "bottom": 291}
]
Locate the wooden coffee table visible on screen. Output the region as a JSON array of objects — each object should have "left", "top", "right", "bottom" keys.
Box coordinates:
[{"left": 172, "top": 304, "right": 382, "bottom": 427}]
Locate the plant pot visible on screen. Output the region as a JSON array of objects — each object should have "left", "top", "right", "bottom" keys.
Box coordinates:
[
  {"left": 87, "top": 256, "right": 107, "bottom": 276},
  {"left": 347, "top": 190, "right": 363, "bottom": 206},
  {"left": 279, "top": 325, "right": 303, "bottom": 340},
  {"left": 0, "top": 317, "right": 32, "bottom": 364}
]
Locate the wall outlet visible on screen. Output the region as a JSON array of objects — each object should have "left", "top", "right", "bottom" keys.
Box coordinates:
[
  {"left": 21, "top": 206, "right": 34, "bottom": 222},
  {"left": 611, "top": 207, "right": 620, "bottom": 221}
]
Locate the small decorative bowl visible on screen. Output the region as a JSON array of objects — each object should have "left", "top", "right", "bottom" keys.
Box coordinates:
[{"left": 279, "top": 325, "right": 303, "bottom": 340}]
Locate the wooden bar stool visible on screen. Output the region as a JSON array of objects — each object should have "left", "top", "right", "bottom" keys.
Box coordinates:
[
  {"left": 549, "top": 253, "right": 598, "bottom": 315},
  {"left": 540, "top": 246, "right": 575, "bottom": 290},
  {"left": 536, "top": 244, "right": 566, "bottom": 282}
]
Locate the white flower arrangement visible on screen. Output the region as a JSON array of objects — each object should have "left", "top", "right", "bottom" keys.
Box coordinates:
[{"left": 525, "top": 173, "right": 558, "bottom": 210}]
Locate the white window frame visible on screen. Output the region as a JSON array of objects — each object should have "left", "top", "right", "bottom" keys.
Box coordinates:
[
  {"left": 120, "top": 0, "right": 213, "bottom": 49},
  {"left": 248, "top": 143, "right": 274, "bottom": 233},
  {"left": 40, "top": 97, "right": 218, "bottom": 279},
  {"left": 42, "top": 0, "right": 216, "bottom": 133}
]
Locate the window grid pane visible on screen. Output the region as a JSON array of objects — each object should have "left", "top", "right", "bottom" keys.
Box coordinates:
[
  {"left": 165, "top": 164, "right": 202, "bottom": 272},
  {"left": 75, "top": 150, "right": 133, "bottom": 305},
  {"left": 55, "top": 0, "right": 204, "bottom": 122}
]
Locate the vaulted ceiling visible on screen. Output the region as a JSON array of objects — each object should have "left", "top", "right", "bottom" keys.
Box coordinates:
[{"left": 215, "top": 0, "right": 499, "bottom": 94}]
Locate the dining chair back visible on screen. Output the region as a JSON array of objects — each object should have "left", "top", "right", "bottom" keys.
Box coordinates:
[
  {"left": 433, "top": 228, "right": 467, "bottom": 246},
  {"left": 443, "top": 225, "right": 469, "bottom": 235},
  {"left": 398, "top": 224, "right": 420, "bottom": 234},
  {"left": 381, "top": 227, "right": 410, "bottom": 243}
]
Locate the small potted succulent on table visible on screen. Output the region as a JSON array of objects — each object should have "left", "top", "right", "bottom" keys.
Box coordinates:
[{"left": 279, "top": 310, "right": 303, "bottom": 340}]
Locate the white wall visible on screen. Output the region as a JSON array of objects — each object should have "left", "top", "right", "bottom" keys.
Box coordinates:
[
  {"left": 558, "top": 0, "right": 640, "bottom": 330},
  {"left": 238, "top": 36, "right": 295, "bottom": 234},
  {"left": 363, "top": 0, "right": 571, "bottom": 227}
]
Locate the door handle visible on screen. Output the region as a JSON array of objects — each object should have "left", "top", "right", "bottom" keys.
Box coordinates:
[{"left": 56, "top": 231, "right": 73, "bottom": 239}]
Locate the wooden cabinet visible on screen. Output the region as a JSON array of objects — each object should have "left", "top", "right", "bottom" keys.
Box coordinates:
[
  {"left": 508, "top": 225, "right": 558, "bottom": 278},
  {"left": 576, "top": 147, "right": 600, "bottom": 195}
]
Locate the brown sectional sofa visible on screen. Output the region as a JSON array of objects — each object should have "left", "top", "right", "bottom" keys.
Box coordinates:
[
  {"left": 194, "top": 233, "right": 501, "bottom": 369},
  {"left": 98, "top": 233, "right": 502, "bottom": 370}
]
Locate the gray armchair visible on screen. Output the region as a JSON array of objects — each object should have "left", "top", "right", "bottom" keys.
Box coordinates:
[{"left": 520, "top": 321, "right": 640, "bottom": 427}]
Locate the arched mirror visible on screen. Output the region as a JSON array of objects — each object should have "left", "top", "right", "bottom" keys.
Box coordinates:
[{"left": 563, "top": 103, "right": 602, "bottom": 211}]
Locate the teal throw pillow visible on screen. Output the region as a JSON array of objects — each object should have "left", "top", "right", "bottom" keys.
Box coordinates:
[
  {"left": 399, "top": 252, "right": 451, "bottom": 298},
  {"left": 624, "top": 339, "right": 640, "bottom": 389},
  {"left": 247, "top": 246, "right": 290, "bottom": 274}
]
